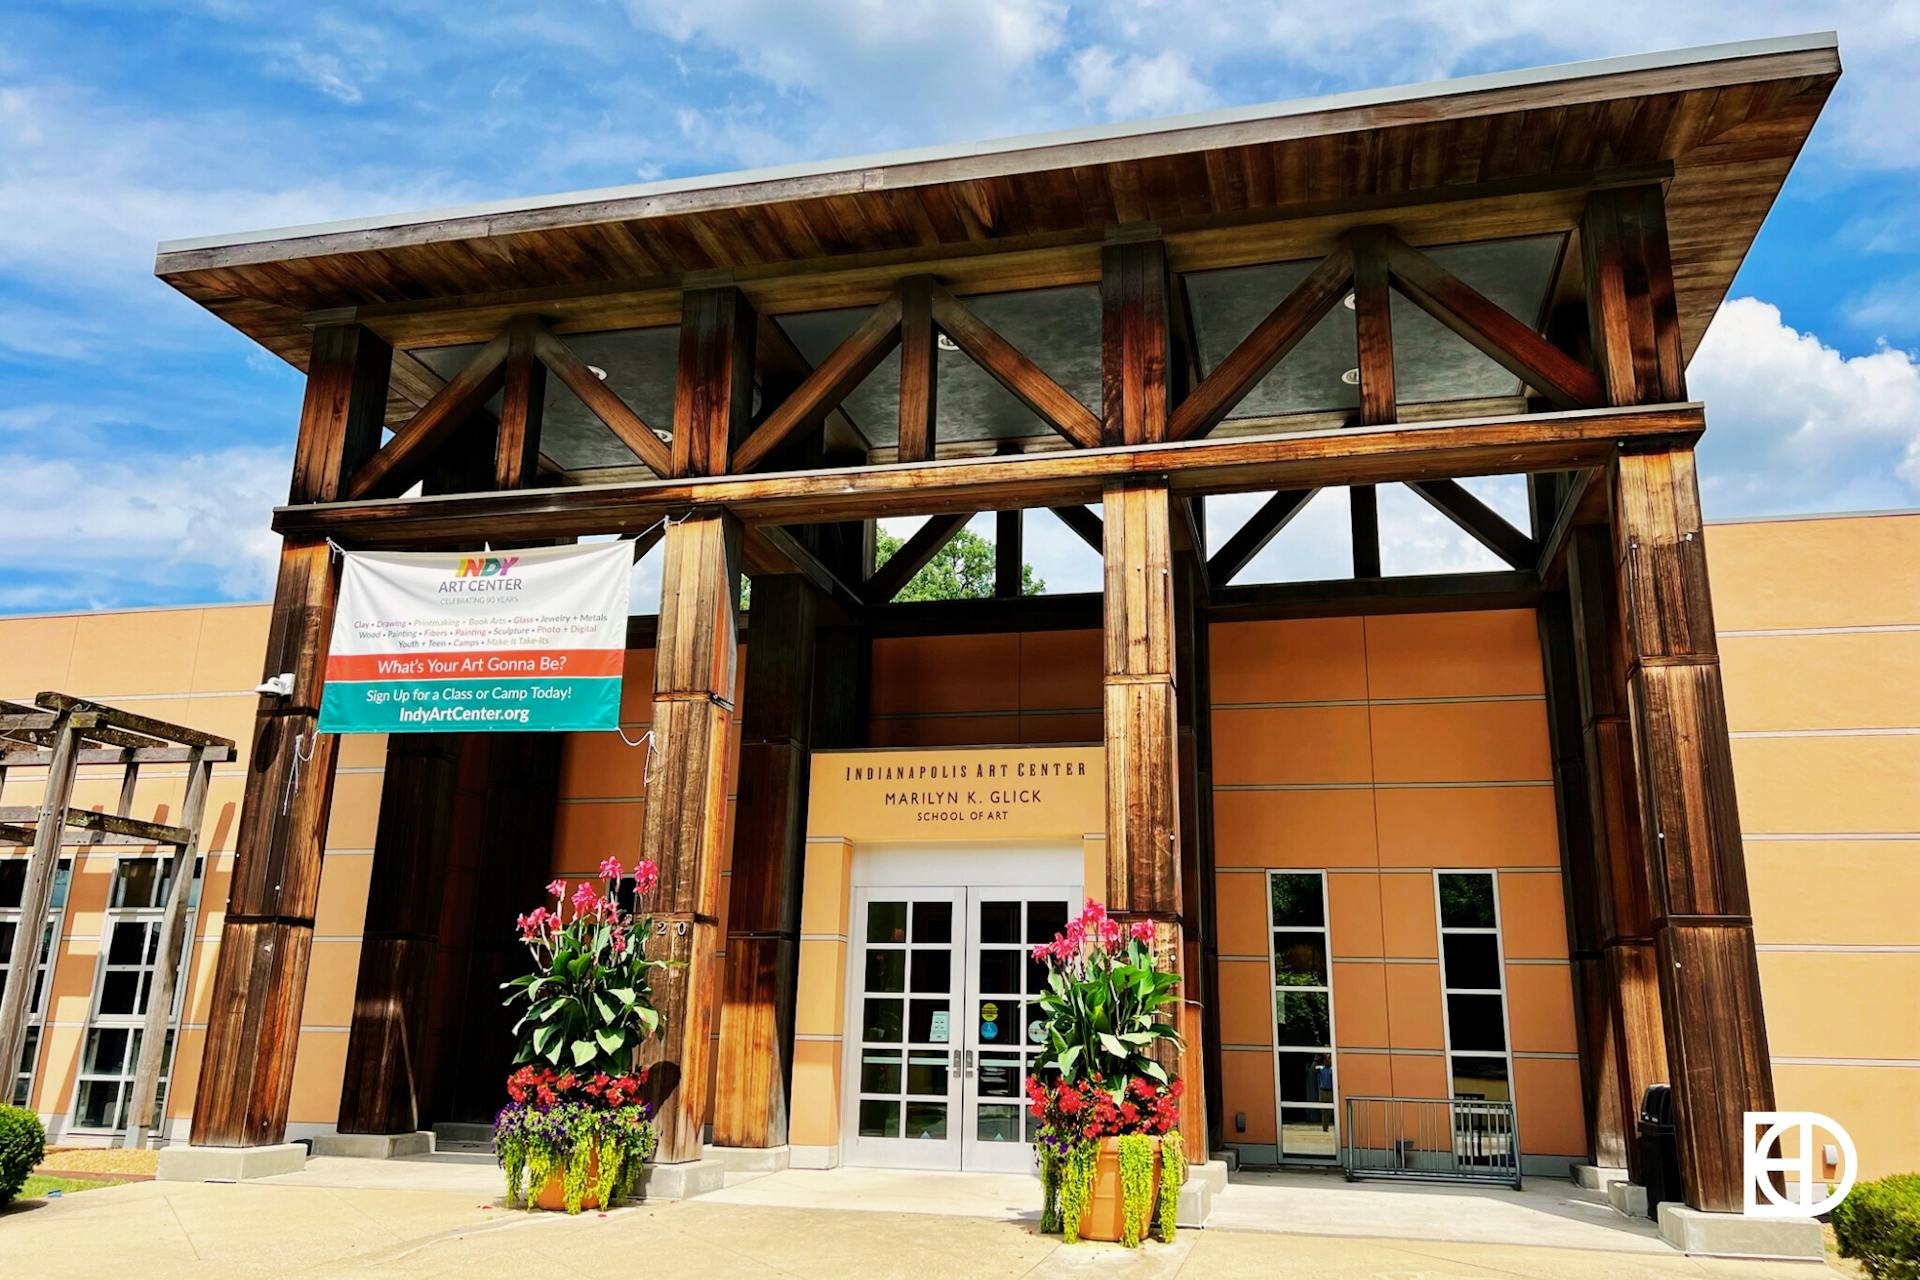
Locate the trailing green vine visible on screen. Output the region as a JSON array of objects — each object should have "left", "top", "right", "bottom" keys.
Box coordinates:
[
  {"left": 1156, "top": 1129, "right": 1185, "bottom": 1243},
  {"left": 1117, "top": 1134, "right": 1155, "bottom": 1247},
  {"left": 1058, "top": 1140, "right": 1099, "bottom": 1244},
  {"left": 1038, "top": 1147, "right": 1062, "bottom": 1234}
]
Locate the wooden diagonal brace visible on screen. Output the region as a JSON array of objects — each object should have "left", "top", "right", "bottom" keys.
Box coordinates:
[
  {"left": 928, "top": 283, "right": 1102, "bottom": 449},
  {"left": 1408, "top": 478, "right": 1536, "bottom": 569},
  {"left": 1049, "top": 504, "right": 1105, "bottom": 553},
  {"left": 345, "top": 329, "right": 512, "bottom": 498},
  {"left": 1208, "top": 488, "right": 1315, "bottom": 585},
  {"left": 864, "top": 512, "right": 973, "bottom": 604},
  {"left": 529, "top": 323, "right": 676, "bottom": 476},
  {"left": 734, "top": 291, "right": 903, "bottom": 471}
]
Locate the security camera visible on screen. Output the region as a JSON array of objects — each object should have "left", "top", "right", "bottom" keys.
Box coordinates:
[{"left": 256, "top": 672, "right": 296, "bottom": 698}]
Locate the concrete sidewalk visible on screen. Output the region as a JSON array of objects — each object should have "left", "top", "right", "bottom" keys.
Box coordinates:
[{"left": 1, "top": 1178, "right": 1843, "bottom": 1279}]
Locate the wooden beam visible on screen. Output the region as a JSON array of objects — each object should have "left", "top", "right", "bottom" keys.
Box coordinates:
[
  {"left": 733, "top": 291, "right": 902, "bottom": 472},
  {"left": 344, "top": 329, "right": 510, "bottom": 499},
  {"left": 896, "top": 276, "right": 938, "bottom": 463},
  {"left": 532, "top": 324, "right": 675, "bottom": 476},
  {"left": 0, "top": 709, "right": 83, "bottom": 1085},
  {"left": 641, "top": 511, "right": 742, "bottom": 1162},
  {"left": 995, "top": 508, "right": 1023, "bottom": 597},
  {"left": 1101, "top": 241, "right": 1172, "bottom": 447},
  {"left": 864, "top": 591, "right": 1102, "bottom": 637},
  {"left": 1349, "top": 230, "right": 1393, "bottom": 577},
  {"left": 33, "top": 693, "right": 233, "bottom": 752},
  {"left": 1612, "top": 447, "right": 1772, "bottom": 1213},
  {"left": 928, "top": 283, "right": 1102, "bottom": 448},
  {"left": 1408, "top": 478, "right": 1535, "bottom": 568},
  {"left": 1534, "top": 466, "right": 1605, "bottom": 587},
  {"left": 753, "top": 313, "right": 865, "bottom": 450},
  {"left": 278, "top": 404, "right": 1705, "bottom": 545},
  {"left": 1207, "top": 489, "right": 1313, "bottom": 586},
  {"left": 1383, "top": 233, "right": 1603, "bottom": 410},
  {"left": 1210, "top": 569, "right": 1538, "bottom": 621},
  {"left": 864, "top": 512, "right": 972, "bottom": 604},
  {"left": 56, "top": 807, "right": 191, "bottom": 846},
  {"left": 295, "top": 324, "right": 392, "bottom": 503},
  {"left": 1583, "top": 185, "right": 1686, "bottom": 406},
  {"left": 713, "top": 574, "right": 818, "bottom": 1148},
  {"left": 673, "top": 287, "right": 757, "bottom": 478},
  {"left": 494, "top": 319, "right": 546, "bottom": 489},
  {"left": 1168, "top": 244, "right": 1353, "bottom": 441},
  {"left": 1050, "top": 505, "right": 1105, "bottom": 553}
]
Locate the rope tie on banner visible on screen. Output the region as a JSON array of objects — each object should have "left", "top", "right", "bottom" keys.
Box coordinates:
[{"left": 282, "top": 730, "right": 320, "bottom": 815}]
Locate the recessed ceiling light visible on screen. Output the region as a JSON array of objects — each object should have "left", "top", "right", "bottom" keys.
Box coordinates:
[
  {"left": 651, "top": 428, "right": 672, "bottom": 444},
  {"left": 587, "top": 365, "right": 609, "bottom": 381},
  {"left": 1342, "top": 291, "right": 1356, "bottom": 310},
  {"left": 1340, "top": 367, "right": 1361, "bottom": 385},
  {"left": 936, "top": 333, "right": 960, "bottom": 352}
]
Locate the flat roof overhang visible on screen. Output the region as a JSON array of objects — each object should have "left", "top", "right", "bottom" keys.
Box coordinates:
[{"left": 155, "top": 34, "right": 1838, "bottom": 379}]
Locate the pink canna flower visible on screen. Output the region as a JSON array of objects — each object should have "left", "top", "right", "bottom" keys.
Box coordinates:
[
  {"left": 598, "top": 856, "right": 623, "bottom": 882},
  {"left": 1130, "top": 919, "right": 1155, "bottom": 945},
  {"left": 547, "top": 879, "right": 567, "bottom": 900},
  {"left": 571, "top": 882, "right": 600, "bottom": 914},
  {"left": 633, "top": 859, "right": 660, "bottom": 896}
]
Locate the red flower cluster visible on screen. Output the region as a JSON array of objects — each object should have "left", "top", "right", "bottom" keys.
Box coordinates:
[
  {"left": 1028, "top": 901, "right": 1158, "bottom": 972},
  {"left": 1025, "top": 1073, "right": 1183, "bottom": 1141},
  {"left": 506, "top": 1064, "right": 649, "bottom": 1111}
]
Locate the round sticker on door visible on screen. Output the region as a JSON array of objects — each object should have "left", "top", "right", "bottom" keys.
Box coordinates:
[
  {"left": 1027, "top": 1020, "right": 1046, "bottom": 1045},
  {"left": 980, "top": 1002, "right": 999, "bottom": 1023},
  {"left": 981, "top": 1020, "right": 1000, "bottom": 1040}
]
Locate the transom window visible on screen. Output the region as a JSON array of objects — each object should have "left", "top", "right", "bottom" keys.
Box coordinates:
[{"left": 1268, "top": 870, "right": 1337, "bottom": 1161}]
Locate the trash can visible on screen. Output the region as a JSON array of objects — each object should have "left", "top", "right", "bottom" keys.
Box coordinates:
[{"left": 1638, "top": 1084, "right": 1680, "bottom": 1219}]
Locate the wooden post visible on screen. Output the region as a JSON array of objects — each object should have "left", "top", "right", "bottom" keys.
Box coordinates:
[
  {"left": 1566, "top": 525, "right": 1667, "bottom": 1179},
  {"left": 995, "top": 509, "right": 1023, "bottom": 598},
  {"left": 643, "top": 285, "right": 754, "bottom": 1162},
  {"left": 1173, "top": 550, "right": 1216, "bottom": 1162},
  {"left": 191, "top": 322, "right": 390, "bottom": 1147},
  {"left": 124, "top": 748, "right": 214, "bottom": 1148},
  {"left": 1612, "top": 446, "right": 1772, "bottom": 1213},
  {"left": 897, "top": 276, "right": 938, "bottom": 464},
  {"left": 0, "top": 709, "right": 85, "bottom": 1087},
  {"left": 713, "top": 573, "right": 818, "bottom": 1148},
  {"left": 1349, "top": 230, "right": 1393, "bottom": 577},
  {"left": 1099, "top": 238, "right": 1187, "bottom": 1122}
]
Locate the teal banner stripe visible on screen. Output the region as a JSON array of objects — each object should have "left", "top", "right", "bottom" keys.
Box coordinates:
[{"left": 319, "top": 675, "right": 622, "bottom": 734}]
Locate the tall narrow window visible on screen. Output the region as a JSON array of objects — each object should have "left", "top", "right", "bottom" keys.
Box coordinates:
[
  {"left": 1435, "top": 871, "right": 1513, "bottom": 1103},
  {"left": 69, "top": 856, "right": 201, "bottom": 1133},
  {"left": 1, "top": 856, "right": 71, "bottom": 1107},
  {"left": 1268, "top": 870, "right": 1336, "bottom": 1161}
]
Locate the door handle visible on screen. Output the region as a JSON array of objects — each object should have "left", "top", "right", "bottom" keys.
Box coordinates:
[{"left": 963, "top": 1048, "right": 975, "bottom": 1078}]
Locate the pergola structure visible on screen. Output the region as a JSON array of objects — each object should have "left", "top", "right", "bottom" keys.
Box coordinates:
[
  {"left": 154, "top": 35, "right": 1838, "bottom": 1213},
  {"left": 0, "top": 693, "right": 234, "bottom": 1148}
]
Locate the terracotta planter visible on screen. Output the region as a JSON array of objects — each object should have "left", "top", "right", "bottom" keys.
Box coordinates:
[
  {"left": 532, "top": 1149, "right": 602, "bottom": 1212},
  {"left": 1075, "top": 1136, "right": 1161, "bottom": 1243}
]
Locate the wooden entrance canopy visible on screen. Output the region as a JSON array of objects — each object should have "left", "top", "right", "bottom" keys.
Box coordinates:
[{"left": 155, "top": 34, "right": 1838, "bottom": 1213}]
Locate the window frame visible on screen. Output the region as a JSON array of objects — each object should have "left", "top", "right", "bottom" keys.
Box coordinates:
[
  {"left": 1431, "top": 869, "right": 1518, "bottom": 1107},
  {"left": 1, "top": 855, "right": 73, "bottom": 1108},
  {"left": 1264, "top": 868, "right": 1339, "bottom": 1164}
]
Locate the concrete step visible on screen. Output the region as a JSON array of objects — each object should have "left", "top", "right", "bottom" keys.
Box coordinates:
[{"left": 432, "top": 1122, "right": 494, "bottom": 1153}]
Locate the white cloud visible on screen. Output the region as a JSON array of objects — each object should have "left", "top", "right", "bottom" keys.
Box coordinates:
[
  {"left": 0, "top": 446, "right": 290, "bottom": 606},
  {"left": 1690, "top": 297, "right": 1920, "bottom": 513},
  {"left": 1068, "top": 46, "right": 1214, "bottom": 119}
]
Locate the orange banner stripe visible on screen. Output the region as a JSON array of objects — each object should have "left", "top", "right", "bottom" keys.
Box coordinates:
[{"left": 325, "top": 649, "right": 626, "bottom": 682}]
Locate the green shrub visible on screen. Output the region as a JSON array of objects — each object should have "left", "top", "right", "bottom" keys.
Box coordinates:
[
  {"left": 1834, "top": 1173, "right": 1920, "bottom": 1280},
  {"left": 0, "top": 1105, "right": 47, "bottom": 1208}
]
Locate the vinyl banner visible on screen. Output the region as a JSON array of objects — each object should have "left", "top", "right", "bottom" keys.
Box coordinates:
[{"left": 318, "top": 541, "right": 632, "bottom": 734}]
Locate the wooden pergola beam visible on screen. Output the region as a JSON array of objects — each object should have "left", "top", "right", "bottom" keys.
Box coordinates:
[
  {"left": 733, "top": 291, "right": 903, "bottom": 471},
  {"left": 863, "top": 512, "right": 973, "bottom": 604},
  {"left": 344, "top": 329, "right": 511, "bottom": 499},
  {"left": 928, "top": 283, "right": 1102, "bottom": 449},
  {"left": 277, "top": 403, "right": 1703, "bottom": 545},
  {"left": 1408, "top": 477, "right": 1536, "bottom": 569},
  {"left": 1207, "top": 488, "right": 1313, "bottom": 586},
  {"left": 531, "top": 323, "right": 675, "bottom": 475},
  {"left": 33, "top": 694, "right": 233, "bottom": 751},
  {"left": 1382, "top": 232, "right": 1604, "bottom": 410},
  {"left": 1210, "top": 569, "right": 1539, "bottom": 620}
]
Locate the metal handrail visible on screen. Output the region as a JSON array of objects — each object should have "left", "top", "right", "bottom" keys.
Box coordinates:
[{"left": 1341, "top": 1095, "right": 1521, "bottom": 1188}]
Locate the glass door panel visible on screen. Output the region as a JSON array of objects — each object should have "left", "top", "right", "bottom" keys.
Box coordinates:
[
  {"left": 846, "top": 888, "right": 963, "bottom": 1169},
  {"left": 961, "top": 889, "right": 1073, "bottom": 1173}
]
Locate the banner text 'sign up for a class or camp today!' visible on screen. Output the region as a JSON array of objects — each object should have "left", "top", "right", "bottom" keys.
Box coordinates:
[{"left": 317, "top": 541, "right": 633, "bottom": 734}]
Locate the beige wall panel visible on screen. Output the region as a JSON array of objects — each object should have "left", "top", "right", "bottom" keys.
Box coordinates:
[
  {"left": 1747, "top": 841, "right": 1920, "bottom": 946},
  {"left": 1708, "top": 513, "right": 1920, "bottom": 632},
  {"left": 1219, "top": 1047, "right": 1277, "bottom": 1144},
  {"left": 793, "top": 940, "right": 847, "bottom": 1038},
  {"left": 187, "top": 605, "right": 272, "bottom": 692},
  {"left": 1773, "top": 1062, "right": 1920, "bottom": 1181},
  {"left": 299, "top": 940, "right": 362, "bottom": 1029},
  {"left": 1374, "top": 787, "right": 1561, "bottom": 867},
  {"left": 551, "top": 800, "right": 646, "bottom": 871},
  {"left": 557, "top": 730, "right": 648, "bottom": 801},
  {"left": 31, "top": 1023, "right": 84, "bottom": 1118},
  {"left": 1327, "top": 872, "right": 1384, "bottom": 958},
  {"left": 1331, "top": 960, "right": 1389, "bottom": 1047},
  {"left": 1379, "top": 875, "right": 1440, "bottom": 959},
  {"left": 321, "top": 769, "right": 386, "bottom": 850},
  {"left": 64, "top": 610, "right": 204, "bottom": 698},
  {"left": 1722, "top": 632, "right": 1920, "bottom": 732},
  {"left": 1212, "top": 706, "right": 1374, "bottom": 786},
  {"left": 1368, "top": 701, "right": 1551, "bottom": 784},
  {"left": 1513, "top": 1056, "right": 1587, "bottom": 1155},
  {"left": 1337, "top": 1050, "right": 1394, "bottom": 1098},
  {"left": 1383, "top": 963, "right": 1445, "bottom": 1050},
  {"left": 1733, "top": 736, "right": 1920, "bottom": 834},
  {"left": 1758, "top": 951, "right": 1920, "bottom": 1061},
  {"left": 1216, "top": 958, "right": 1275, "bottom": 1046},
  {"left": 787, "top": 1038, "right": 842, "bottom": 1147},
  {"left": 312, "top": 853, "right": 373, "bottom": 939},
  {"left": 1497, "top": 872, "right": 1570, "bottom": 960},
  {"left": 287, "top": 1029, "right": 349, "bottom": 1124},
  {"left": 1364, "top": 610, "right": 1544, "bottom": 699},
  {"left": 335, "top": 732, "right": 389, "bottom": 770},
  {"left": 1212, "top": 789, "right": 1378, "bottom": 869},
  {"left": 179, "top": 695, "right": 262, "bottom": 750},
  {"left": 1388, "top": 1052, "right": 1447, "bottom": 1099},
  {"left": 1505, "top": 965, "right": 1579, "bottom": 1054},
  {"left": 164, "top": 1026, "right": 206, "bottom": 1119},
  {"left": 1209, "top": 617, "right": 1368, "bottom": 704},
  {"left": 0, "top": 615, "right": 78, "bottom": 696},
  {"left": 1215, "top": 871, "right": 1270, "bottom": 958}
]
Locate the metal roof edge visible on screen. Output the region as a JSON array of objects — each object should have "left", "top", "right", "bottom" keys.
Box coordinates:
[{"left": 153, "top": 32, "right": 1838, "bottom": 267}]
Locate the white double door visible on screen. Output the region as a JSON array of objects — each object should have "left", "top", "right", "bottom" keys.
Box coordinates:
[{"left": 845, "top": 885, "right": 1074, "bottom": 1171}]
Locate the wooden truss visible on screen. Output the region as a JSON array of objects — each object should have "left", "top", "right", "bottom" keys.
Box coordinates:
[{"left": 0, "top": 693, "right": 234, "bottom": 1150}]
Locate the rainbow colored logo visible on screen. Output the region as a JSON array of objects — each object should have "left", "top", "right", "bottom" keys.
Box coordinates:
[{"left": 454, "top": 556, "right": 520, "bottom": 578}]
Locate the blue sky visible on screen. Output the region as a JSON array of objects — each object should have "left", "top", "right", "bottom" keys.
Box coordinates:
[{"left": 1, "top": 3, "right": 1917, "bottom": 611}]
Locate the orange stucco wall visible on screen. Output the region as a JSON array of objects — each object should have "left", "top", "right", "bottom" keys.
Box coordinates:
[{"left": 1, "top": 510, "right": 1913, "bottom": 1175}]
